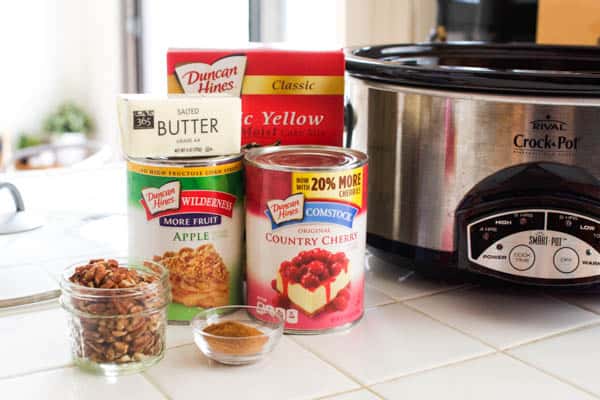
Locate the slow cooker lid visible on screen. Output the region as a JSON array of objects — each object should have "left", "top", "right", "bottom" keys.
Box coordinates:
[{"left": 345, "top": 43, "right": 600, "bottom": 96}]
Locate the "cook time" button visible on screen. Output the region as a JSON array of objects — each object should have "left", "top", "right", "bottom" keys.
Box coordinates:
[
  {"left": 553, "top": 247, "right": 580, "bottom": 273},
  {"left": 509, "top": 245, "right": 535, "bottom": 271}
]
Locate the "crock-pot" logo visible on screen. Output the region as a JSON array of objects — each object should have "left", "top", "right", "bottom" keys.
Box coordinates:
[{"left": 513, "top": 115, "right": 579, "bottom": 152}]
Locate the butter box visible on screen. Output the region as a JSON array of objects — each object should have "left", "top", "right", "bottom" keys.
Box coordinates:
[
  {"left": 167, "top": 47, "right": 344, "bottom": 147},
  {"left": 118, "top": 95, "right": 241, "bottom": 159}
]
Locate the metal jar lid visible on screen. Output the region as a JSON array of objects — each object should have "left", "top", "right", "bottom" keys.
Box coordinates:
[
  {"left": 345, "top": 43, "right": 600, "bottom": 97},
  {"left": 244, "top": 145, "right": 368, "bottom": 172}
]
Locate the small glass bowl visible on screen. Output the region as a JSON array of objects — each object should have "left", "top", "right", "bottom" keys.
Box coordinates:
[
  {"left": 60, "top": 258, "right": 170, "bottom": 376},
  {"left": 191, "top": 305, "right": 283, "bottom": 365}
]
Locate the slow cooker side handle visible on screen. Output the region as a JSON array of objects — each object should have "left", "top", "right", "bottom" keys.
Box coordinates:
[{"left": 344, "top": 100, "right": 356, "bottom": 149}]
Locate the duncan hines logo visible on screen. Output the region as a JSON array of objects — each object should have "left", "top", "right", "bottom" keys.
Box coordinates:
[
  {"left": 513, "top": 115, "right": 579, "bottom": 151},
  {"left": 175, "top": 56, "right": 247, "bottom": 96},
  {"left": 140, "top": 182, "right": 236, "bottom": 221},
  {"left": 265, "top": 194, "right": 359, "bottom": 229},
  {"left": 141, "top": 181, "right": 180, "bottom": 215},
  {"left": 266, "top": 194, "right": 304, "bottom": 225}
]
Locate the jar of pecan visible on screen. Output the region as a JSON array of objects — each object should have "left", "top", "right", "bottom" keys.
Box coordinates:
[{"left": 60, "top": 258, "right": 170, "bottom": 375}]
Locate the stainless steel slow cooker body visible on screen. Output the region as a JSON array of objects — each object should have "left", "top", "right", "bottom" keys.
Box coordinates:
[{"left": 346, "top": 43, "right": 600, "bottom": 285}]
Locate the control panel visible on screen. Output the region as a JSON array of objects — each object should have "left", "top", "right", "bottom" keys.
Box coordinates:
[{"left": 467, "top": 209, "right": 600, "bottom": 279}]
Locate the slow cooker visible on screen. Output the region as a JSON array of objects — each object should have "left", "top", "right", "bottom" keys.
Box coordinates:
[{"left": 345, "top": 43, "right": 600, "bottom": 286}]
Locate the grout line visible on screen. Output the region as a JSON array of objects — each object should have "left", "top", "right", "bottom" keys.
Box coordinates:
[
  {"left": 364, "top": 349, "right": 600, "bottom": 400},
  {"left": 363, "top": 386, "right": 386, "bottom": 400},
  {"left": 290, "top": 301, "right": 496, "bottom": 391},
  {"left": 165, "top": 341, "right": 195, "bottom": 351},
  {"left": 543, "top": 292, "right": 600, "bottom": 316},
  {"left": 402, "top": 297, "right": 600, "bottom": 353},
  {"left": 496, "top": 318, "right": 600, "bottom": 351},
  {"left": 0, "top": 249, "right": 127, "bottom": 271},
  {"left": 380, "top": 282, "right": 475, "bottom": 304},
  {"left": 288, "top": 336, "right": 368, "bottom": 393},
  {"left": 364, "top": 283, "right": 396, "bottom": 302},
  {"left": 363, "top": 352, "right": 497, "bottom": 388},
  {"left": 364, "top": 303, "right": 397, "bottom": 312},
  {"left": 312, "top": 388, "right": 366, "bottom": 400},
  {"left": 313, "top": 387, "right": 385, "bottom": 400},
  {"left": 503, "top": 320, "right": 600, "bottom": 352},
  {"left": 364, "top": 285, "right": 397, "bottom": 311},
  {"left": 400, "top": 301, "right": 499, "bottom": 350},
  {"left": 289, "top": 315, "right": 493, "bottom": 394},
  {"left": 503, "top": 351, "right": 600, "bottom": 400},
  {"left": 140, "top": 371, "right": 172, "bottom": 400},
  {"left": 398, "top": 298, "right": 600, "bottom": 398},
  {"left": 0, "top": 299, "right": 60, "bottom": 318},
  {"left": 165, "top": 338, "right": 375, "bottom": 400},
  {"left": 0, "top": 363, "right": 74, "bottom": 381}
]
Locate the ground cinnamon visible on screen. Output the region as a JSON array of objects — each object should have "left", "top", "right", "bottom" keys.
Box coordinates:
[{"left": 203, "top": 321, "right": 267, "bottom": 355}]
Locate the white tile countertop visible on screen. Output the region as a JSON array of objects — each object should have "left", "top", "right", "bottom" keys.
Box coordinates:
[{"left": 2, "top": 164, "right": 600, "bottom": 399}]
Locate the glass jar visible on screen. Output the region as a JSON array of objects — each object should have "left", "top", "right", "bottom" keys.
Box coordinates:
[{"left": 60, "top": 258, "right": 170, "bottom": 375}]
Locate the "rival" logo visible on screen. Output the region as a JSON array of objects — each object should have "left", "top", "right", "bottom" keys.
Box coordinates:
[{"left": 529, "top": 115, "right": 567, "bottom": 131}]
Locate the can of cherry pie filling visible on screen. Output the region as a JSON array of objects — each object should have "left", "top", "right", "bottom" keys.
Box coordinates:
[{"left": 244, "top": 145, "right": 368, "bottom": 333}]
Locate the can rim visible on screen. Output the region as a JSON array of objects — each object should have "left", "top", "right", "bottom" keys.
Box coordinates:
[
  {"left": 243, "top": 145, "right": 368, "bottom": 172},
  {"left": 127, "top": 153, "right": 243, "bottom": 167}
]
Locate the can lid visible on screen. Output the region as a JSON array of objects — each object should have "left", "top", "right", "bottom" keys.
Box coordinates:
[
  {"left": 127, "top": 153, "right": 243, "bottom": 167},
  {"left": 244, "top": 145, "right": 367, "bottom": 172}
]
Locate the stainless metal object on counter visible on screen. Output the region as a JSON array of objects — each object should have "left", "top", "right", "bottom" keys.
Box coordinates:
[
  {"left": 0, "top": 182, "right": 44, "bottom": 235},
  {"left": 345, "top": 43, "right": 600, "bottom": 286},
  {"left": 346, "top": 77, "right": 600, "bottom": 252}
]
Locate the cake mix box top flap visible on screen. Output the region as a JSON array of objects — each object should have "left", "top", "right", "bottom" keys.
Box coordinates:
[
  {"left": 244, "top": 147, "right": 368, "bottom": 331},
  {"left": 127, "top": 158, "right": 244, "bottom": 322},
  {"left": 167, "top": 48, "right": 345, "bottom": 147}
]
